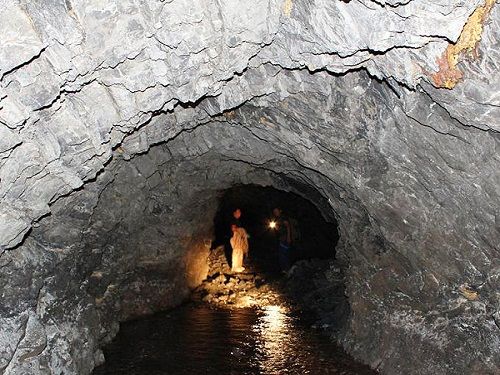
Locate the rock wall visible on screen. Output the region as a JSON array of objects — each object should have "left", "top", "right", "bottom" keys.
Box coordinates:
[{"left": 0, "top": 1, "right": 499, "bottom": 374}]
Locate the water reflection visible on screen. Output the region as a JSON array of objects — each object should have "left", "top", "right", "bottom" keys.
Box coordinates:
[
  {"left": 254, "top": 305, "right": 291, "bottom": 373},
  {"left": 253, "top": 304, "right": 341, "bottom": 374},
  {"left": 94, "top": 304, "right": 375, "bottom": 375}
]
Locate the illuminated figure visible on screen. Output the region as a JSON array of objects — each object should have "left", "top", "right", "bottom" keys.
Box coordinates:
[
  {"left": 230, "top": 224, "right": 249, "bottom": 272},
  {"left": 230, "top": 208, "right": 249, "bottom": 259}
]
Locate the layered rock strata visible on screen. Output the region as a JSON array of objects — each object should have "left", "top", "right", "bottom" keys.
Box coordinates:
[{"left": 0, "top": 1, "right": 499, "bottom": 374}]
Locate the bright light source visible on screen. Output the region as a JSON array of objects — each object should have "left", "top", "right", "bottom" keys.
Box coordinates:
[{"left": 268, "top": 220, "right": 277, "bottom": 229}]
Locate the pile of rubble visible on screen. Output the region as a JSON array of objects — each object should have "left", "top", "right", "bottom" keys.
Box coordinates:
[
  {"left": 191, "top": 246, "right": 283, "bottom": 308},
  {"left": 191, "top": 245, "right": 349, "bottom": 329}
]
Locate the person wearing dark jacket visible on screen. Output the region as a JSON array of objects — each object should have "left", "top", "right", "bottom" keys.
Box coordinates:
[
  {"left": 231, "top": 208, "right": 242, "bottom": 227},
  {"left": 272, "top": 207, "right": 292, "bottom": 271}
]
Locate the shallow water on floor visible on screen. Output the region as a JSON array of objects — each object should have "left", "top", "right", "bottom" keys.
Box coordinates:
[{"left": 93, "top": 303, "right": 375, "bottom": 375}]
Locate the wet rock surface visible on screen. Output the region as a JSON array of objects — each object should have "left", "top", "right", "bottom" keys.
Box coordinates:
[
  {"left": 193, "top": 246, "right": 349, "bottom": 332},
  {"left": 192, "top": 246, "right": 282, "bottom": 308}
]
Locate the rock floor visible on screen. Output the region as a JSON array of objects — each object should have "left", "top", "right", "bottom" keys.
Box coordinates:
[
  {"left": 191, "top": 246, "right": 284, "bottom": 308},
  {"left": 191, "top": 245, "right": 349, "bottom": 333}
]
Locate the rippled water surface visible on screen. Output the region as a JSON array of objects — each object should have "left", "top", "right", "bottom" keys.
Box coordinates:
[{"left": 94, "top": 304, "right": 375, "bottom": 375}]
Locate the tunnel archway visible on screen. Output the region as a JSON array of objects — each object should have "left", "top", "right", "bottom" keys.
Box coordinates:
[
  {"left": 93, "top": 183, "right": 358, "bottom": 374},
  {"left": 212, "top": 184, "right": 340, "bottom": 268},
  {"left": 2, "top": 74, "right": 499, "bottom": 374},
  {"left": 2, "top": 72, "right": 499, "bottom": 374},
  {"left": 1, "top": 2, "right": 499, "bottom": 373}
]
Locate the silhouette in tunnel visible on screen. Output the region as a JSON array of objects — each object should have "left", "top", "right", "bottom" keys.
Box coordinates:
[{"left": 212, "top": 185, "right": 339, "bottom": 273}]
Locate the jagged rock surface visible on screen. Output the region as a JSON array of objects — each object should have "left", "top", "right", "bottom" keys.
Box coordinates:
[
  {"left": 0, "top": 1, "right": 499, "bottom": 374},
  {"left": 192, "top": 246, "right": 283, "bottom": 308}
]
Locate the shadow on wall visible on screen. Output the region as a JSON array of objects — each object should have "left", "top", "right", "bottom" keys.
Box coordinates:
[{"left": 211, "top": 184, "right": 339, "bottom": 267}]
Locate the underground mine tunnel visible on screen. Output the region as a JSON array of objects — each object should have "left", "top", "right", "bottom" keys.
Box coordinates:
[
  {"left": 93, "top": 185, "right": 360, "bottom": 374},
  {"left": 0, "top": 1, "right": 499, "bottom": 375},
  {"left": 211, "top": 185, "right": 340, "bottom": 265}
]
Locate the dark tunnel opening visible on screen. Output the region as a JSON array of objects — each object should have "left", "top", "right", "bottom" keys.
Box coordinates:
[{"left": 211, "top": 184, "right": 340, "bottom": 273}]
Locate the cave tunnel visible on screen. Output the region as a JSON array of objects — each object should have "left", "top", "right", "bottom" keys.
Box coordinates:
[
  {"left": 0, "top": 1, "right": 499, "bottom": 375},
  {"left": 212, "top": 184, "right": 340, "bottom": 269}
]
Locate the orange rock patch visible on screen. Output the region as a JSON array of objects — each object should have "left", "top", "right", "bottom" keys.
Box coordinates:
[{"left": 431, "top": 0, "right": 495, "bottom": 89}]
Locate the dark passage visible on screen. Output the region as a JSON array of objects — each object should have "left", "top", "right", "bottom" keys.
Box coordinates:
[
  {"left": 94, "top": 186, "right": 370, "bottom": 374},
  {"left": 212, "top": 184, "right": 340, "bottom": 271}
]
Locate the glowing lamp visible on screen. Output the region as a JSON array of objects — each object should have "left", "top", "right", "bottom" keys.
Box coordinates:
[{"left": 268, "top": 220, "right": 277, "bottom": 229}]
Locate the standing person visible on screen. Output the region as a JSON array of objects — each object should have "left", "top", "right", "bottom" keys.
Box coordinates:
[
  {"left": 231, "top": 208, "right": 242, "bottom": 227},
  {"left": 230, "top": 224, "right": 249, "bottom": 273},
  {"left": 272, "top": 207, "right": 292, "bottom": 272},
  {"left": 230, "top": 208, "right": 250, "bottom": 259},
  {"left": 223, "top": 208, "right": 243, "bottom": 264}
]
